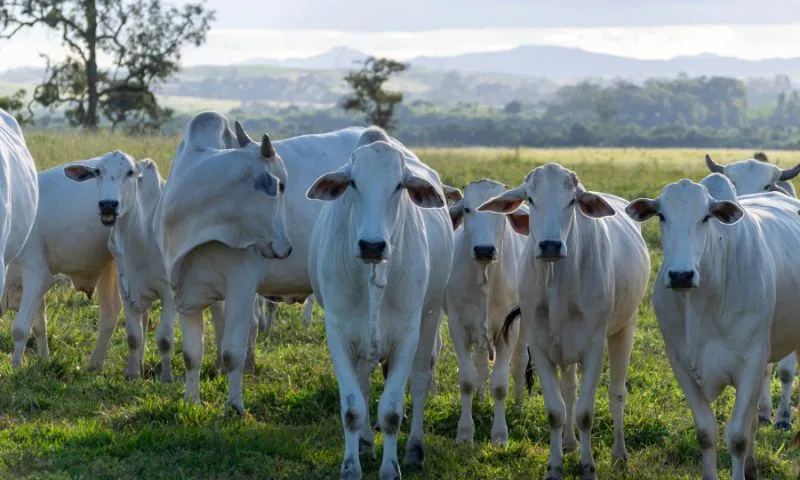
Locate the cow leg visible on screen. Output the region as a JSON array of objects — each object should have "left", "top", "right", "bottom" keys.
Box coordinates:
[
  {"left": 244, "top": 296, "right": 258, "bottom": 374},
  {"left": 404, "top": 305, "right": 443, "bottom": 469},
  {"left": 209, "top": 301, "right": 225, "bottom": 372},
  {"left": 489, "top": 318, "right": 518, "bottom": 445},
  {"left": 88, "top": 261, "right": 121, "bottom": 370},
  {"left": 758, "top": 364, "right": 773, "bottom": 425},
  {"left": 530, "top": 342, "right": 566, "bottom": 480},
  {"left": 302, "top": 295, "right": 314, "bottom": 327},
  {"left": 429, "top": 327, "right": 442, "bottom": 395},
  {"left": 181, "top": 310, "right": 205, "bottom": 404},
  {"left": 775, "top": 352, "right": 796, "bottom": 430},
  {"left": 472, "top": 346, "right": 490, "bottom": 401},
  {"left": 575, "top": 336, "right": 605, "bottom": 480},
  {"left": 30, "top": 296, "right": 48, "bottom": 360},
  {"left": 379, "top": 317, "right": 420, "bottom": 480},
  {"left": 727, "top": 359, "right": 768, "bottom": 480},
  {"left": 155, "top": 289, "right": 177, "bottom": 383},
  {"left": 510, "top": 333, "right": 529, "bottom": 412},
  {"left": 607, "top": 321, "right": 635, "bottom": 465},
  {"left": 560, "top": 363, "right": 578, "bottom": 453},
  {"left": 356, "top": 356, "right": 376, "bottom": 458},
  {"left": 122, "top": 299, "right": 145, "bottom": 379},
  {"left": 744, "top": 410, "right": 758, "bottom": 480},
  {"left": 261, "top": 298, "right": 276, "bottom": 334},
  {"left": 448, "top": 314, "right": 478, "bottom": 443},
  {"left": 221, "top": 285, "right": 258, "bottom": 415},
  {"left": 326, "top": 322, "right": 365, "bottom": 480},
  {"left": 12, "top": 267, "right": 52, "bottom": 368}
]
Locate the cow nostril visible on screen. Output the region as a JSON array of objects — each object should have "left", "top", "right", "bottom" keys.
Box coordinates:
[
  {"left": 358, "top": 240, "right": 387, "bottom": 256},
  {"left": 538, "top": 240, "right": 562, "bottom": 251},
  {"left": 473, "top": 245, "right": 496, "bottom": 258},
  {"left": 99, "top": 200, "right": 119, "bottom": 210},
  {"left": 668, "top": 270, "right": 695, "bottom": 283}
]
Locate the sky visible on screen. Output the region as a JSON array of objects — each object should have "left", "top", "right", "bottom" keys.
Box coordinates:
[{"left": 2, "top": 0, "right": 800, "bottom": 68}]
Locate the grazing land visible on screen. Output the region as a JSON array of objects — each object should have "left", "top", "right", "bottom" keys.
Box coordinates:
[{"left": 1, "top": 134, "right": 799, "bottom": 479}]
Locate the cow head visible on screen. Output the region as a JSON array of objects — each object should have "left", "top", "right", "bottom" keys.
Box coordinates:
[
  {"left": 306, "top": 130, "right": 444, "bottom": 264},
  {"left": 449, "top": 179, "right": 528, "bottom": 265},
  {"left": 705, "top": 154, "right": 799, "bottom": 196},
  {"left": 478, "top": 163, "right": 614, "bottom": 262},
  {"left": 626, "top": 179, "right": 744, "bottom": 291},
  {"left": 64, "top": 151, "right": 148, "bottom": 226}
]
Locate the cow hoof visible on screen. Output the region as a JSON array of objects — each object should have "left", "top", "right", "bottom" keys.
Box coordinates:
[
  {"left": 611, "top": 450, "right": 629, "bottom": 469},
  {"left": 403, "top": 439, "right": 424, "bottom": 469},
  {"left": 124, "top": 370, "right": 141, "bottom": 380},
  {"left": 379, "top": 460, "right": 401, "bottom": 480},
  {"left": 86, "top": 359, "right": 103, "bottom": 372},
  {"left": 359, "top": 438, "right": 376, "bottom": 459},
  {"left": 580, "top": 463, "right": 597, "bottom": 480},
  {"left": 758, "top": 414, "right": 771, "bottom": 425},
  {"left": 226, "top": 401, "right": 244, "bottom": 417},
  {"left": 491, "top": 427, "right": 508, "bottom": 446},
  {"left": 776, "top": 420, "right": 791, "bottom": 430},
  {"left": 745, "top": 455, "right": 757, "bottom": 480},
  {"left": 545, "top": 463, "right": 563, "bottom": 480},
  {"left": 340, "top": 456, "right": 362, "bottom": 480}
]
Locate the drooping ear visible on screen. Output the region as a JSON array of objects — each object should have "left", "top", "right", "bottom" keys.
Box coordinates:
[
  {"left": 780, "top": 163, "right": 800, "bottom": 181},
  {"left": 234, "top": 120, "right": 255, "bottom": 147},
  {"left": 135, "top": 158, "right": 156, "bottom": 178},
  {"left": 254, "top": 170, "right": 279, "bottom": 197},
  {"left": 306, "top": 166, "right": 351, "bottom": 201},
  {"left": 403, "top": 174, "right": 446, "bottom": 208},
  {"left": 442, "top": 184, "right": 463, "bottom": 204},
  {"left": 448, "top": 200, "right": 464, "bottom": 230},
  {"left": 506, "top": 204, "right": 530, "bottom": 235},
  {"left": 625, "top": 198, "right": 659, "bottom": 222},
  {"left": 709, "top": 200, "right": 744, "bottom": 225},
  {"left": 577, "top": 191, "right": 615, "bottom": 218},
  {"left": 64, "top": 164, "right": 99, "bottom": 182},
  {"left": 477, "top": 186, "right": 525, "bottom": 214}
]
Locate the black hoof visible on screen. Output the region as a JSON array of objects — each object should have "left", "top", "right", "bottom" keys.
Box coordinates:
[
  {"left": 758, "top": 415, "right": 771, "bottom": 425},
  {"left": 775, "top": 420, "right": 791, "bottom": 431}
]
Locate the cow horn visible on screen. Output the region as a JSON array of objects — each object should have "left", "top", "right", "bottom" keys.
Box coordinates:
[
  {"left": 780, "top": 163, "right": 800, "bottom": 181},
  {"left": 261, "top": 133, "right": 275, "bottom": 158},
  {"left": 234, "top": 120, "right": 255, "bottom": 147},
  {"left": 705, "top": 154, "right": 724, "bottom": 174}
]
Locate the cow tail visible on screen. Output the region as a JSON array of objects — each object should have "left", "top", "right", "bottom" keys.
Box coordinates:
[
  {"left": 525, "top": 345, "right": 534, "bottom": 394},
  {"left": 502, "top": 305, "right": 521, "bottom": 343}
]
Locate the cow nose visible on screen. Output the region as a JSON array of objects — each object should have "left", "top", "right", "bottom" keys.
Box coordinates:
[
  {"left": 358, "top": 239, "right": 387, "bottom": 262},
  {"left": 538, "top": 240, "right": 563, "bottom": 260},
  {"left": 668, "top": 270, "right": 696, "bottom": 289},
  {"left": 473, "top": 245, "right": 497, "bottom": 262},
  {"left": 98, "top": 200, "right": 119, "bottom": 213}
]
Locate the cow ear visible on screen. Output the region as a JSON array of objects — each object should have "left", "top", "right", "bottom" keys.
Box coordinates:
[
  {"left": 442, "top": 184, "right": 463, "bottom": 204},
  {"left": 64, "top": 165, "right": 99, "bottom": 182},
  {"left": 306, "top": 168, "right": 351, "bottom": 201},
  {"left": 404, "top": 174, "right": 445, "bottom": 208},
  {"left": 477, "top": 186, "right": 525, "bottom": 214},
  {"left": 709, "top": 200, "right": 744, "bottom": 225},
  {"left": 506, "top": 204, "right": 530, "bottom": 235},
  {"left": 254, "top": 170, "right": 279, "bottom": 197},
  {"left": 135, "top": 158, "right": 156, "bottom": 178},
  {"left": 577, "top": 191, "right": 615, "bottom": 218},
  {"left": 625, "top": 198, "right": 659, "bottom": 222},
  {"left": 448, "top": 201, "right": 464, "bottom": 230}
]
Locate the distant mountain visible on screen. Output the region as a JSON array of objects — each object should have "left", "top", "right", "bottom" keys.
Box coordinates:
[
  {"left": 239, "top": 46, "right": 368, "bottom": 69},
  {"left": 240, "top": 45, "right": 800, "bottom": 79}
]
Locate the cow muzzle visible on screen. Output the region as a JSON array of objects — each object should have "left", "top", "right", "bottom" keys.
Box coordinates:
[
  {"left": 536, "top": 240, "right": 564, "bottom": 262},
  {"left": 98, "top": 200, "right": 119, "bottom": 226},
  {"left": 667, "top": 270, "right": 698, "bottom": 290},
  {"left": 358, "top": 239, "right": 387, "bottom": 264},
  {"left": 473, "top": 245, "right": 497, "bottom": 264}
]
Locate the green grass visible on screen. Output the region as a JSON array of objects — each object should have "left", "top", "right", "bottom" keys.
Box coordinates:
[{"left": 2, "top": 135, "right": 800, "bottom": 479}]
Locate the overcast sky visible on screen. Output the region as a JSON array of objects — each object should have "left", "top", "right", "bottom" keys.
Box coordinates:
[{"left": 2, "top": 1, "right": 800, "bottom": 68}]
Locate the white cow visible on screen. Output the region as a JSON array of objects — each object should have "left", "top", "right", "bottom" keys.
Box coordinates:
[
  {"left": 626, "top": 177, "right": 800, "bottom": 480},
  {"left": 0, "top": 109, "right": 40, "bottom": 360},
  {"left": 6, "top": 157, "right": 119, "bottom": 370},
  {"left": 480, "top": 163, "right": 650, "bottom": 480},
  {"left": 154, "top": 111, "right": 292, "bottom": 414},
  {"left": 444, "top": 179, "right": 531, "bottom": 445},
  {"left": 307, "top": 127, "right": 453, "bottom": 480},
  {"left": 64, "top": 153, "right": 177, "bottom": 382},
  {"left": 705, "top": 154, "right": 800, "bottom": 430}
]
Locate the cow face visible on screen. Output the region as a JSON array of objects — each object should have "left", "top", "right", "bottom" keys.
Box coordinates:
[
  {"left": 307, "top": 140, "right": 444, "bottom": 264},
  {"left": 478, "top": 163, "right": 614, "bottom": 262},
  {"left": 449, "top": 179, "right": 528, "bottom": 265},
  {"left": 64, "top": 151, "right": 144, "bottom": 226},
  {"left": 705, "top": 155, "right": 800, "bottom": 196},
  {"left": 626, "top": 179, "right": 744, "bottom": 290}
]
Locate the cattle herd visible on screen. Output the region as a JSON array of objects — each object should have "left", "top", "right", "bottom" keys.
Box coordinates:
[{"left": 1, "top": 107, "right": 799, "bottom": 480}]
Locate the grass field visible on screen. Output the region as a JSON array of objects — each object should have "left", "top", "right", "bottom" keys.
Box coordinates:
[{"left": 1, "top": 133, "right": 800, "bottom": 479}]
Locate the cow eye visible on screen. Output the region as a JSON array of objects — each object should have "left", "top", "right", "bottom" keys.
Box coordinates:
[
  {"left": 701, "top": 215, "right": 710, "bottom": 224},
  {"left": 279, "top": 182, "right": 286, "bottom": 193},
  {"left": 463, "top": 208, "right": 471, "bottom": 214},
  {"left": 657, "top": 213, "right": 665, "bottom": 223},
  {"left": 127, "top": 170, "right": 135, "bottom": 177},
  {"left": 568, "top": 199, "right": 576, "bottom": 207},
  {"left": 395, "top": 183, "right": 403, "bottom": 192},
  {"left": 349, "top": 180, "right": 357, "bottom": 190},
  {"left": 527, "top": 196, "right": 534, "bottom": 205},
  {"left": 764, "top": 185, "right": 771, "bottom": 191}
]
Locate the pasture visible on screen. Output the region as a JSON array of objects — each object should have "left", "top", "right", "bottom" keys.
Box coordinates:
[{"left": 1, "top": 133, "right": 800, "bottom": 479}]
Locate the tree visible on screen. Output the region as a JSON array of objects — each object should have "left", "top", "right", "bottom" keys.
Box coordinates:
[
  {"left": 342, "top": 56, "right": 408, "bottom": 131},
  {"left": 0, "top": 88, "right": 31, "bottom": 125},
  {"left": 503, "top": 100, "right": 522, "bottom": 115},
  {"left": 0, "top": 0, "right": 214, "bottom": 132}
]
